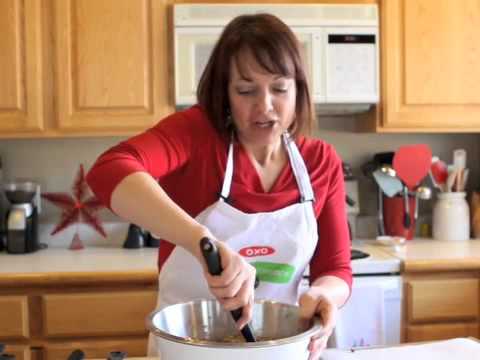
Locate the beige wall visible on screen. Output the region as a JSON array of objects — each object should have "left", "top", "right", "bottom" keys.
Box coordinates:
[{"left": 1, "top": 115, "right": 479, "bottom": 225}]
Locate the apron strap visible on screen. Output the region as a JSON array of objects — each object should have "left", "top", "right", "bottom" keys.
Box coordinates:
[
  {"left": 220, "top": 135, "right": 235, "bottom": 201},
  {"left": 282, "top": 132, "right": 315, "bottom": 202},
  {"left": 220, "top": 132, "right": 315, "bottom": 203}
]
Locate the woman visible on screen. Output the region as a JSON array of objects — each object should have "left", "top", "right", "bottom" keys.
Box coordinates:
[{"left": 87, "top": 13, "right": 351, "bottom": 359}]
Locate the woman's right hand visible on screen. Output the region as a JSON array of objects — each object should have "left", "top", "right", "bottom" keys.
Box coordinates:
[{"left": 203, "top": 240, "right": 257, "bottom": 330}]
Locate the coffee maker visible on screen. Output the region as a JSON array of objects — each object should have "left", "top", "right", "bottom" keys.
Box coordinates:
[{"left": 4, "top": 181, "right": 40, "bottom": 254}]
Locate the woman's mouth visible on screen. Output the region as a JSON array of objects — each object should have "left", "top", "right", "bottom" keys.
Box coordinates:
[{"left": 254, "top": 120, "right": 276, "bottom": 128}]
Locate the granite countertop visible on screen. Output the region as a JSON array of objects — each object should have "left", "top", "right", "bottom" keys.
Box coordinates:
[{"left": 0, "top": 247, "right": 158, "bottom": 286}]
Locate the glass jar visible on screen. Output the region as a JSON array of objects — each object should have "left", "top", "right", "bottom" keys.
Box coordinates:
[{"left": 432, "top": 192, "right": 470, "bottom": 241}]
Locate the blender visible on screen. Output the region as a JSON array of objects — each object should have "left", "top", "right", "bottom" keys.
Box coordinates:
[{"left": 4, "top": 181, "right": 40, "bottom": 254}]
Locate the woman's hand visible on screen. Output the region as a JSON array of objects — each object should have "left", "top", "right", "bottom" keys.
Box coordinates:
[
  {"left": 203, "top": 240, "right": 257, "bottom": 329},
  {"left": 299, "top": 287, "right": 338, "bottom": 360}
]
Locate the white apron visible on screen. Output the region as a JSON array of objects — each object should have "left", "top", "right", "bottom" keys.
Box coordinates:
[{"left": 148, "top": 132, "right": 318, "bottom": 355}]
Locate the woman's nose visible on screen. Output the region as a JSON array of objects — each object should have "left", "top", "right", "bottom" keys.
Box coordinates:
[{"left": 257, "top": 90, "right": 274, "bottom": 114}]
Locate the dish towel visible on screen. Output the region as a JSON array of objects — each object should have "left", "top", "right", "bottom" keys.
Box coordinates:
[{"left": 332, "top": 281, "right": 385, "bottom": 349}]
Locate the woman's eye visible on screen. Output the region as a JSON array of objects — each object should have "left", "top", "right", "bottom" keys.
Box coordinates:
[
  {"left": 237, "top": 89, "right": 254, "bottom": 95},
  {"left": 273, "top": 88, "right": 288, "bottom": 93}
]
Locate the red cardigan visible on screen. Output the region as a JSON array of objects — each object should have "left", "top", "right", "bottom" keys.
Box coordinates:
[{"left": 86, "top": 105, "right": 352, "bottom": 289}]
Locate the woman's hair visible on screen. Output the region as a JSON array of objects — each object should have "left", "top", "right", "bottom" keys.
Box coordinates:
[{"left": 197, "top": 13, "right": 314, "bottom": 139}]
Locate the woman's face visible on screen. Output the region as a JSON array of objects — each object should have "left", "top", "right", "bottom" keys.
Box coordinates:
[{"left": 228, "top": 52, "right": 297, "bottom": 148}]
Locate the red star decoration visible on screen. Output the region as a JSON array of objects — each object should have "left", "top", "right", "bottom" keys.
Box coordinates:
[{"left": 42, "top": 164, "right": 106, "bottom": 237}]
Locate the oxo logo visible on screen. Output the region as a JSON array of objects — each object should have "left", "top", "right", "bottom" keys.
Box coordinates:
[{"left": 239, "top": 246, "right": 275, "bottom": 257}]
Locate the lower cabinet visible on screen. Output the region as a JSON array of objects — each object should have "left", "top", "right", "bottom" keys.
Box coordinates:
[
  {"left": 404, "top": 275, "right": 480, "bottom": 342},
  {"left": 2, "top": 345, "right": 33, "bottom": 360},
  {"left": 44, "top": 339, "right": 148, "bottom": 360},
  {"left": 0, "top": 287, "right": 157, "bottom": 360}
]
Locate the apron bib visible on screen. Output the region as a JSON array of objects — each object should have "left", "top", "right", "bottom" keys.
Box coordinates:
[{"left": 148, "top": 132, "right": 318, "bottom": 355}]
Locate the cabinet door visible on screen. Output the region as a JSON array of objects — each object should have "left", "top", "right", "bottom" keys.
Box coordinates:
[
  {"left": 406, "top": 278, "right": 479, "bottom": 323},
  {"left": 380, "top": 0, "right": 480, "bottom": 131},
  {"left": 44, "top": 338, "right": 147, "bottom": 360},
  {"left": 407, "top": 322, "right": 479, "bottom": 342},
  {"left": 0, "top": 0, "right": 44, "bottom": 133},
  {"left": 2, "top": 344, "right": 33, "bottom": 360},
  {"left": 0, "top": 296, "right": 30, "bottom": 339},
  {"left": 42, "top": 291, "right": 157, "bottom": 337},
  {"left": 53, "top": 0, "right": 173, "bottom": 134}
]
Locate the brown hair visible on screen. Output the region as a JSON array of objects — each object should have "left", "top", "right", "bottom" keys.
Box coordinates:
[{"left": 197, "top": 13, "right": 314, "bottom": 139}]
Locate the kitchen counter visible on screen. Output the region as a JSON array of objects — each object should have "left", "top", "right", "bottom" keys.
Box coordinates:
[
  {"left": 0, "top": 247, "right": 158, "bottom": 286},
  {"left": 87, "top": 338, "right": 480, "bottom": 360},
  {"left": 1, "top": 239, "right": 480, "bottom": 284},
  {"left": 377, "top": 239, "right": 480, "bottom": 273}
]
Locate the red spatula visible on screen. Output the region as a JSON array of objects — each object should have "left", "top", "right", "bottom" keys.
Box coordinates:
[{"left": 393, "top": 144, "right": 432, "bottom": 190}]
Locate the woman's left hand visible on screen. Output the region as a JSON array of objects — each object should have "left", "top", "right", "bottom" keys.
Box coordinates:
[{"left": 299, "top": 287, "right": 338, "bottom": 360}]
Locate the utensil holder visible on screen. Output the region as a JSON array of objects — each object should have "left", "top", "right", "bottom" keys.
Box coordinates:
[
  {"left": 432, "top": 192, "right": 470, "bottom": 241},
  {"left": 382, "top": 194, "right": 416, "bottom": 240}
]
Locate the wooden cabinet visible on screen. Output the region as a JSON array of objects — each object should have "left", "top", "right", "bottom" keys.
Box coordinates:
[
  {"left": 0, "top": 281, "right": 157, "bottom": 360},
  {"left": 44, "top": 339, "right": 148, "bottom": 360},
  {"left": 0, "top": 296, "right": 29, "bottom": 339},
  {"left": 2, "top": 344, "right": 34, "bottom": 360},
  {"left": 42, "top": 291, "right": 156, "bottom": 338},
  {"left": 404, "top": 274, "right": 480, "bottom": 342},
  {"left": 366, "top": 0, "right": 480, "bottom": 132},
  {"left": 0, "top": 0, "right": 173, "bottom": 138},
  {"left": 0, "top": 0, "right": 45, "bottom": 133}
]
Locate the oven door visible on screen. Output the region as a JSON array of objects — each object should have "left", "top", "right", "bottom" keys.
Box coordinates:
[{"left": 330, "top": 275, "right": 403, "bottom": 349}]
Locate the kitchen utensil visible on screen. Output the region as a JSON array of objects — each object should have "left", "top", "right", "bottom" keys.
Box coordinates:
[
  {"left": 446, "top": 170, "right": 458, "bottom": 192},
  {"left": 380, "top": 165, "right": 396, "bottom": 177},
  {"left": 200, "top": 237, "right": 256, "bottom": 342},
  {"left": 461, "top": 168, "right": 469, "bottom": 191},
  {"left": 402, "top": 186, "right": 411, "bottom": 229},
  {"left": 372, "top": 169, "right": 403, "bottom": 198},
  {"left": 147, "top": 299, "right": 322, "bottom": 360},
  {"left": 393, "top": 144, "right": 432, "bottom": 190},
  {"left": 414, "top": 186, "right": 432, "bottom": 221},
  {"left": 453, "top": 148, "right": 467, "bottom": 170},
  {"left": 373, "top": 151, "right": 394, "bottom": 166},
  {"left": 430, "top": 156, "right": 448, "bottom": 191},
  {"left": 377, "top": 187, "right": 385, "bottom": 236}
]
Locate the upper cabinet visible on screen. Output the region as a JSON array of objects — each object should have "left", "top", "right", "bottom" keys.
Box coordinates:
[
  {"left": 0, "top": 0, "right": 173, "bottom": 138},
  {"left": 54, "top": 0, "right": 171, "bottom": 134},
  {"left": 368, "top": 0, "right": 480, "bottom": 132},
  {"left": 0, "top": 0, "right": 45, "bottom": 133},
  {"left": 3, "top": 0, "right": 479, "bottom": 136}
]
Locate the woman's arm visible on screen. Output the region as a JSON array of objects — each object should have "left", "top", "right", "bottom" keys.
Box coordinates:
[
  {"left": 300, "top": 145, "right": 352, "bottom": 359},
  {"left": 110, "top": 171, "right": 210, "bottom": 260}
]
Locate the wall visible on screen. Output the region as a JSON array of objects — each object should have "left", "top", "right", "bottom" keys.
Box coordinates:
[{"left": 1, "top": 114, "right": 479, "bottom": 239}]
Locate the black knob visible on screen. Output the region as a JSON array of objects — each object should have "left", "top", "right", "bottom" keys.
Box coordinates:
[
  {"left": 123, "top": 224, "right": 144, "bottom": 249},
  {"left": 107, "top": 351, "right": 127, "bottom": 360},
  {"left": 0, "top": 354, "right": 16, "bottom": 360},
  {"left": 67, "top": 349, "right": 85, "bottom": 360}
]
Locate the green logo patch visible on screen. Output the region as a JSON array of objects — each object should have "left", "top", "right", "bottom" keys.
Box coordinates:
[{"left": 252, "top": 262, "right": 295, "bottom": 284}]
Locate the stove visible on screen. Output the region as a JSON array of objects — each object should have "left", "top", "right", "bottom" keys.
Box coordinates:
[{"left": 350, "top": 241, "right": 401, "bottom": 275}]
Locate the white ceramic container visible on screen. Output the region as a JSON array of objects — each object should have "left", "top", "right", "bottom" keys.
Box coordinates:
[{"left": 432, "top": 192, "right": 470, "bottom": 241}]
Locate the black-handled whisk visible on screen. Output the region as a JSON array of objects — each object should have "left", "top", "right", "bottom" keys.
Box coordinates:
[{"left": 200, "top": 237, "right": 257, "bottom": 342}]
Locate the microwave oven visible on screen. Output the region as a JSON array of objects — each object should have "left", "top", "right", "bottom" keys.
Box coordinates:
[{"left": 173, "top": 4, "right": 379, "bottom": 112}]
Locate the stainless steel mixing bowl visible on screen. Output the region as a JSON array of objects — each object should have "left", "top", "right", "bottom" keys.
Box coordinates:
[{"left": 147, "top": 299, "right": 322, "bottom": 348}]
